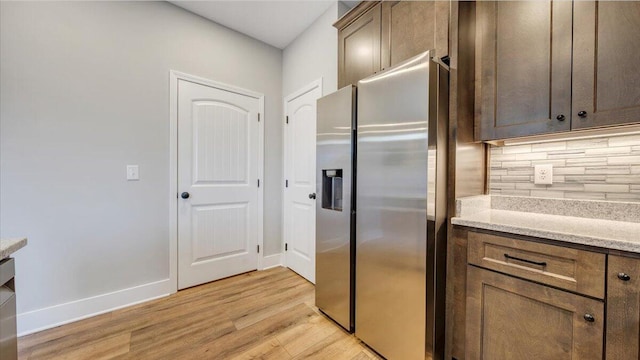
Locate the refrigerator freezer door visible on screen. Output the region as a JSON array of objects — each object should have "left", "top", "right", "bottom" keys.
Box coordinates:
[
  {"left": 315, "top": 85, "right": 356, "bottom": 332},
  {"left": 356, "top": 52, "right": 433, "bottom": 360}
]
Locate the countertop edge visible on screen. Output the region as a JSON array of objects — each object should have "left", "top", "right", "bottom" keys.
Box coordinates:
[
  {"left": 0, "top": 238, "right": 28, "bottom": 260},
  {"left": 451, "top": 217, "right": 640, "bottom": 254}
]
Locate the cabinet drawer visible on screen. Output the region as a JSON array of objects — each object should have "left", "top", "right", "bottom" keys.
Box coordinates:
[{"left": 467, "top": 231, "right": 605, "bottom": 299}]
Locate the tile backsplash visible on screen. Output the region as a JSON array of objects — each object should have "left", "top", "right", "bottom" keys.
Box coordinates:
[{"left": 489, "top": 134, "right": 640, "bottom": 202}]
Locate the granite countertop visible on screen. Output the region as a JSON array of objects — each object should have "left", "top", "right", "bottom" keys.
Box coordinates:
[
  {"left": 451, "top": 195, "right": 640, "bottom": 253},
  {"left": 0, "top": 238, "right": 27, "bottom": 260}
]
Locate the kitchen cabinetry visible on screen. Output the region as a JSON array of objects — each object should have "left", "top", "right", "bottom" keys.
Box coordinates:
[
  {"left": 572, "top": 2, "right": 640, "bottom": 130},
  {"left": 449, "top": 227, "right": 640, "bottom": 360},
  {"left": 606, "top": 255, "right": 640, "bottom": 360},
  {"left": 475, "top": 1, "right": 572, "bottom": 140},
  {"left": 337, "top": 3, "right": 381, "bottom": 89},
  {"left": 381, "top": 1, "right": 435, "bottom": 68},
  {"left": 476, "top": 1, "right": 640, "bottom": 141},
  {"left": 466, "top": 266, "right": 604, "bottom": 359},
  {"left": 0, "top": 258, "right": 17, "bottom": 360},
  {"left": 465, "top": 231, "right": 604, "bottom": 359},
  {"left": 467, "top": 231, "right": 605, "bottom": 298},
  {"left": 335, "top": 0, "right": 448, "bottom": 88}
]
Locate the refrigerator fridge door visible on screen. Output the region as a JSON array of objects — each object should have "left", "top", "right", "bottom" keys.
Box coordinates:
[
  {"left": 356, "top": 51, "right": 448, "bottom": 360},
  {"left": 315, "top": 85, "right": 356, "bottom": 332}
]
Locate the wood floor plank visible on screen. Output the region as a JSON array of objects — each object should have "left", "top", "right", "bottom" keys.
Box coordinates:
[
  {"left": 290, "top": 330, "right": 365, "bottom": 360},
  {"left": 127, "top": 312, "right": 236, "bottom": 356},
  {"left": 17, "top": 347, "right": 31, "bottom": 360},
  {"left": 30, "top": 332, "right": 131, "bottom": 360},
  {"left": 178, "top": 303, "right": 317, "bottom": 359},
  {"left": 18, "top": 267, "right": 374, "bottom": 360},
  {"left": 275, "top": 313, "right": 340, "bottom": 357},
  {"left": 229, "top": 337, "right": 291, "bottom": 360},
  {"left": 18, "top": 312, "right": 116, "bottom": 349},
  {"left": 351, "top": 351, "right": 373, "bottom": 360},
  {"left": 232, "top": 286, "right": 315, "bottom": 330}
]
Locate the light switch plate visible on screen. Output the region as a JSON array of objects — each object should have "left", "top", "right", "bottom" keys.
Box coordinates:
[
  {"left": 534, "top": 164, "right": 553, "bottom": 185},
  {"left": 127, "top": 165, "right": 139, "bottom": 181}
]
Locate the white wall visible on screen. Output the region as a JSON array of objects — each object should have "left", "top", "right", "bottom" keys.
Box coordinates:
[
  {"left": 0, "top": 1, "right": 283, "bottom": 334},
  {"left": 282, "top": 2, "right": 349, "bottom": 97}
]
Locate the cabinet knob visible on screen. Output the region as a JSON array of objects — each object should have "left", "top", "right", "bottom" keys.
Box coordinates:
[
  {"left": 583, "top": 314, "right": 595, "bottom": 323},
  {"left": 556, "top": 114, "right": 566, "bottom": 121},
  {"left": 618, "top": 273, "right": 631, "bottom": 281},
  {"left": 181, "top": 192, "right": 190, "bottom": 199},
  {"left": 578, "top": 111, "right": 588, "bottom": 118}
]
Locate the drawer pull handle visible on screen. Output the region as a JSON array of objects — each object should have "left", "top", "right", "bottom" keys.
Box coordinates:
[
  {"left": 584, "top": 314, "right": 595, "bottom": 323},
  {"left": 504, "top": 253, "right": 547, "bottom": 267},
  {"left": 618, "top": 273, "right": 631, "bottom": 281}
]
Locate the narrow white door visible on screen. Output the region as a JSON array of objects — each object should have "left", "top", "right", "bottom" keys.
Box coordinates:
[
  {"left": 284, "top": 80, "right": 322, "bottom": 283},
  {"left": 178, "top": 79, "right": 260, "bottom": 290}
]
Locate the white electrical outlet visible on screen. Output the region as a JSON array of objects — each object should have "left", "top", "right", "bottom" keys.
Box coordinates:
[
  {"left": 534, "top": 164, "right": 553, "bottom": 185},
  {"left": 126, "top": 165, "right": 139, "bottom": 181}
]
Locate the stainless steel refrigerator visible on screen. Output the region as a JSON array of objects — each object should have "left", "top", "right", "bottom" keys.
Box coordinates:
[
  {"left": 356, "top": 51, "right": 449, "bottom": 360},
  {"left": 315, "top": 85, "right": 356, "bottom": 332}
]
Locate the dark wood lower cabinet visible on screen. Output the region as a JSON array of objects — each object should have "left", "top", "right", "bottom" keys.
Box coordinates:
[
  {"left": 466, "top": 266, "right": 604, "bottom": 360},
  {"left": 449, "top": 227, "right": 640, "bottom": 359},
  {"left": 606, "top": 255, "right": 640, "bottom": 360}
]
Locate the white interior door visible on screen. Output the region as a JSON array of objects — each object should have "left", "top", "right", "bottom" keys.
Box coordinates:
[
  {"left": 284, "top": 80, "right": 322, "bottom": 284},
  {"left": 178, "top": 79, "right": 261, "bottom": 290}
]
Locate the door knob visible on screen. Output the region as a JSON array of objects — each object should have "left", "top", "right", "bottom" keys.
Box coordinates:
[
  {"left": 181, "top": 192, "right": 190, "bottom": 199},
  {"left": 309, "top": 193, "right": 316, "bottom": 200},
  {"left": 578, "top": 111, "right": 588, "bottom": 118}
]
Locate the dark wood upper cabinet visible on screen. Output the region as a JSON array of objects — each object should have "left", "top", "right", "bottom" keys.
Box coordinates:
[
  {"left": 475, "top": 1, "right": 573, "bottom": 141},
  {"left": 337, "top": 3, "right": 381, "bottom": 89},
  {"left": 381, "top": 1, "right": 436, "bottom": 69},
  {"left": 476, "top": 1, "right": 640, "bottom": 141},
  {"left": 336, "top": 1, "right": 448, "bottom": 88},
  {"left": 572, "top": 2, "right": 640, "bottom": 130}
]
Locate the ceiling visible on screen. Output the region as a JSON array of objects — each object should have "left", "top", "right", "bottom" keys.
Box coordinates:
[{"left": 169, "top": 1, "right": 354, "bottom": 49}]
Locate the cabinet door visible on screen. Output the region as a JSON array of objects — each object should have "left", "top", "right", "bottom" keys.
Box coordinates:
[
  {"left": 475, "top": 1, "right": 573, "bottom": 141},
  {"left": 606, "top": 255, "right": 640, "bottom": 360},
  {"left": 381, "top": 1, "right": 446, "bottom": 68},
  {"left": 572, "top": 2, "right": 640, "bottom": 130},
  {"left": 466, "top": 266, "right": 604, "bottom": 360},
  {"left": 338, "top": 4, "right": 381, "bottom": 88}
]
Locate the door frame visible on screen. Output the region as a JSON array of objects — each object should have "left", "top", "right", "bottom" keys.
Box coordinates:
[
  {"left": 282, "top": 78, "right": 323, "bottom": 271},
  {"left": 169, "top": 70, "right": 265, "bottom": 293}
]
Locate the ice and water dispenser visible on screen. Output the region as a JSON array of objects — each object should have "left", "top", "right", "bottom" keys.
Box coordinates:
[{"left": 322, "top": 169, "right": 343, "bottom": 211}]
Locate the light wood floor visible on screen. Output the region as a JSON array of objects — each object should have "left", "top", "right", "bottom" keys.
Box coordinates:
[{"left": 18, "top": 267, "right": 382, "bottom": 360}]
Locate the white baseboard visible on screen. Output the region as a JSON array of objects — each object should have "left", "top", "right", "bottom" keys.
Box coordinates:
[
  {"left": 262, "top": 253, "right": 282, "bottom": 270},
  {"left": 17, "top": 278, "right": 171, "bottom": 336}
]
